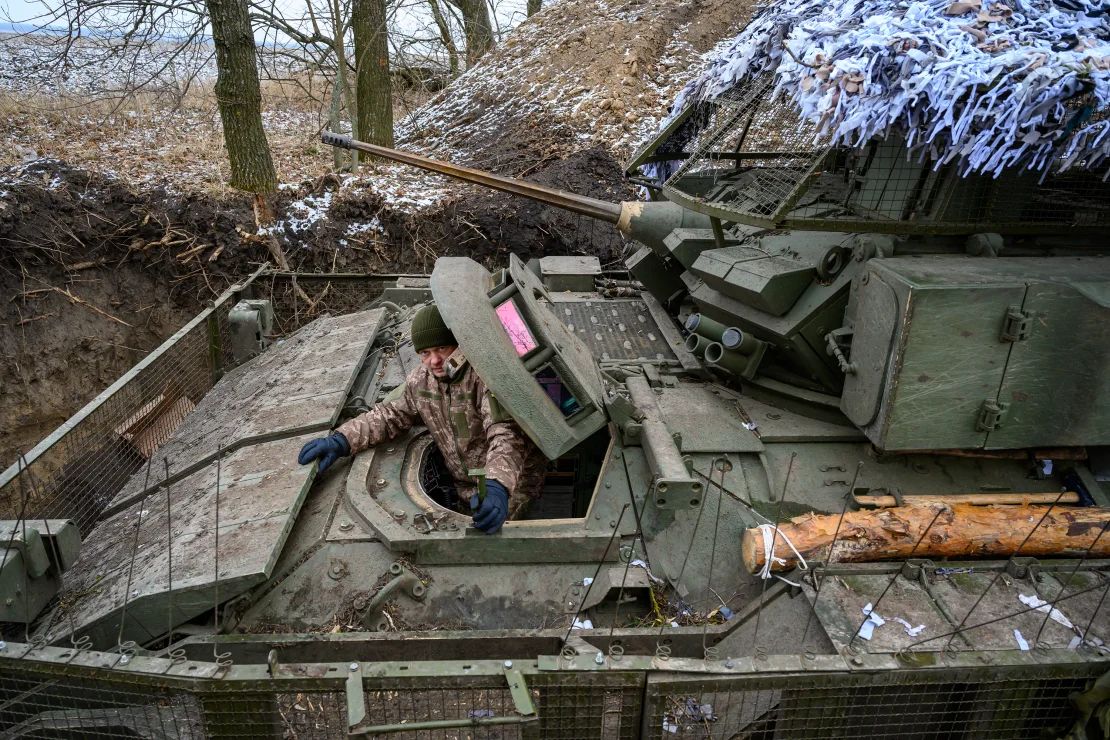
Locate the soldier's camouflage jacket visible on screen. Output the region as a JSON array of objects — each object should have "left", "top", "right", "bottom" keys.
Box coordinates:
[{"left": 335, "top": 363, "right": 547, "bottom": 518}]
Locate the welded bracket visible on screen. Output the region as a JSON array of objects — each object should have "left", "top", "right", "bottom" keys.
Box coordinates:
[
  {"left": 346, "top": 663, "right": 366, "bottom": 731},
  {"left": 504, "top": 666, "right": 538, "bottom": 719},
  {"left": 346, "top": 663, "right": 537, "bottom": 735},
  {"left": 357, "top": 562, "right": 427, "bottom": 631}
]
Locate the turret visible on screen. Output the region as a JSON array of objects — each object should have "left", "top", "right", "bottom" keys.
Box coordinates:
[{"left": 323, "top": 122, "right": 1110, "bottom": 456}]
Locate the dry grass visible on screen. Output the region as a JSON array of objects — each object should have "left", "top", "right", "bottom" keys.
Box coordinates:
[{"left": 0, "top": 78, "right": 437, "bottom": 195}]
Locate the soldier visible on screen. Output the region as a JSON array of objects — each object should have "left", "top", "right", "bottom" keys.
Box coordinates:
[{"left": 297, "top": 304, "right": 547, "bottom": 533}]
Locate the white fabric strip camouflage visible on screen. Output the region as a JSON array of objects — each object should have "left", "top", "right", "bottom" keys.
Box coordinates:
[{"left": 647, "top": 0, "right": 1110, "bottom": 181}]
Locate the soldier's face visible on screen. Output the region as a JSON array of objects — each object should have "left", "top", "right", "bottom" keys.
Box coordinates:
[{"left": 418, "top": 345, "right": 458, "bottom": 378}]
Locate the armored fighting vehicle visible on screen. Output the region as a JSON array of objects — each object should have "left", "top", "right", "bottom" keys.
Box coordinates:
[{"left": 3, "top": 1, "right": 1110, "bottom": 736}]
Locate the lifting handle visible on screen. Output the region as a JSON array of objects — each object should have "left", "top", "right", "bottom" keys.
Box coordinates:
[{"left": 346, "top": 663, "right": 538, "bottom": 735}]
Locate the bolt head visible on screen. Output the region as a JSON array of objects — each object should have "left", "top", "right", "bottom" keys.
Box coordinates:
[
  {"left": 503, "top": 660, "right": 513, "bottom": 669},
  {"left": 120, "top": 655, "right": 131, "bottom": 665},
  {"left": 349, "top": 662, "right": 359, "bottom": 671},
  {"left": 724, "top": 660, "right": 734, "bottom": 669},
  {"left": 594, "top": 651, "right": 605, "bottom": 665},
  {"left": 850, "top": 656, "right": 864, "bottom": 666}
]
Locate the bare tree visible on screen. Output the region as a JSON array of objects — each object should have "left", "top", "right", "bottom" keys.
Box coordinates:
[
  {"left": 445, "top": 0, "right": 493, "bottom": 66},
  {"left": 205, "top": 0, "right": 277, "bottom": 192},
  {"left": 352, "top": 0, "right": 393, "bottom": 146},
  {"left": 327, "top": 0, "right": 358, "bottom": 167},
  {"left": 19, "top": 0, "right": 528, "bottom": 182},
  {"left": 26, "top": 0, "right": 276, "bottom": 191},
  {"left": 527, "top": 0, "right": 541, "bottom": 17},
  {"left": 426, "top": 0, "right": 459, "bottom": 77},
  {"left": 20, "top": 0, "right": 212, "bottom": 105}
]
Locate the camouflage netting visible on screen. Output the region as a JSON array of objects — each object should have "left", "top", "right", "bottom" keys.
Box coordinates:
[{"left": 645, "top": 0, "right": 1110, "bottom": 181}]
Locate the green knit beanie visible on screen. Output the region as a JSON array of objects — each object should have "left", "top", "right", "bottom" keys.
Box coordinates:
[{"left": 411, "top": 304, "right": 456, "bottom": 352}]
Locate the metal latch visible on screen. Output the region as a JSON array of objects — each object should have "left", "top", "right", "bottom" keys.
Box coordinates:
[
  {"left": 999, "top": 306, "right": 1031, "bottom": 342},
  {"left": 976, "top": 400, "right": 1008, "bottom": 432}
]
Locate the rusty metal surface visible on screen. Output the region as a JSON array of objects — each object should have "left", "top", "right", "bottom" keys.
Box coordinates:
[{"left": 322, "top": 132, "right": 624, "bottom": 223}]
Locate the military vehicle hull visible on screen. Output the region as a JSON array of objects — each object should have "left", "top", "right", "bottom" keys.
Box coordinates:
[
  {"left": 9, "top": 0, "right": 1110, "bottom": 731},
  {"left": 1, "top": 264, "right": 1106, "bottom": 739}
]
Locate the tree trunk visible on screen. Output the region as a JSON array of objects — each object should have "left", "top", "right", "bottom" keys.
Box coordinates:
[
  {"left": 352, "top": 0, "right": 393, "bottom": 147},
  {"left": 329, "top": 75, "right": 346, "bottom": 170},
  {"left": 854, "top": 491, "right": 1081, "bottom": 508},
  {"left": 330, "top": 0, "right": 358, "bottom": 169},
  {"left": 741, "top": 504, "right": 1110, "bottom": 573},
  {"left": 527, "top": 0, "right": 542, "bottom": 17},
  {"left": 448, "top": 0, "right": 494, "bottom": 67},
  {"left": 205, "top": 0, "right": 277, "bottom": 193},
  {"left": 428, "top": 0, "right": 459, "bottom": 77}
]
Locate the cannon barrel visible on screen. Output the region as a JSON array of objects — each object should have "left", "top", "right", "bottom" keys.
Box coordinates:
[
  {"left": 323, "top": 132, "right": 624, "bottom": 224},
  {"left": 321, "top": 132, "right": 712, "bottom": 253}
]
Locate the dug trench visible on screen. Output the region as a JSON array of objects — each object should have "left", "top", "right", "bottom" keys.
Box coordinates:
[{"left": 0, "top": 146, "right": 634, "bottom": 472}]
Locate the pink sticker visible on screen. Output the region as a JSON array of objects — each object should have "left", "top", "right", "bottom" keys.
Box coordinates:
[{"left": 496, "top": 300, "right": 538, "bottom": 356}]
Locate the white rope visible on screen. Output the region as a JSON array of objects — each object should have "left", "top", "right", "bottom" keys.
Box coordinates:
[{"left": 757, "top": 523, "right": 809, "bottom": 588}]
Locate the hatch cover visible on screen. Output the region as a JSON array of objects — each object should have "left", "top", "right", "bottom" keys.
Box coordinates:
[{"left": 44, "top": 310, "right": 383, "bottom": 646}]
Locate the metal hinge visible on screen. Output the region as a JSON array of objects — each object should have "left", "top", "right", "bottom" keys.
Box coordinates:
[
  {"left": 1000, "top": 306, "right": 1031, "bottom": 342},
  {"left": 976, "top": 400, "right": 1008, "bottom": 432},
  {"left": 824, "top": 329, "right": 856, "bottom": 374}
]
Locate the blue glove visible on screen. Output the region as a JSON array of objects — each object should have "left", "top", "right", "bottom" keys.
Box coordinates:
[
  {"left": 297, "top": 432, "right": 351, "bottom": 473},
  {"left": 470, "top": 480, "right": 509, "bottom": 534}
]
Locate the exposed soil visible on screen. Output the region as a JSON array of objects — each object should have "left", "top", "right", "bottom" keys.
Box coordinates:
[
  {"left": 0, "top": 161, "right": 247, "bottom": 466},
  {"left": 402, "top": 146, "right": 635, "bottom": 269},
  {"left": 0, "top": 145, "right": 632, "bottom": 466},
  {"left": 0, "top": 0, "right": 755, "bottom": 470}
]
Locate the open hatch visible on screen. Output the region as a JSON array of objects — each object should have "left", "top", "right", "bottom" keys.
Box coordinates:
[
  {"left": 426, "top": 256, "right": 614, "bottom": 520},
  {"left": 430, "top": 255, "right": 609, "bottom": 459}
]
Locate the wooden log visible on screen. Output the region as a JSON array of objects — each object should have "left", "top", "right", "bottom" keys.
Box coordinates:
[
  {"left": 853, "top": 491, "right": 1080, "bottom": 508},
  {"left": 741, "top": 504, "right": 1110, "bottom": 573}
]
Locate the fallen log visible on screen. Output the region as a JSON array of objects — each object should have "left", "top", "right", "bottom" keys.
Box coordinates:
[
  {"left": 741, "top": 503, "right": 1110, "bottom": 573},
  {"left": 853, "top": 491, "right": 1080, "bottom": 508}
]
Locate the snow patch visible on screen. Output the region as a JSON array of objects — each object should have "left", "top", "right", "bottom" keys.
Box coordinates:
[{"left": 263, "top": 190, "right": 334, "bottom": 235}]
